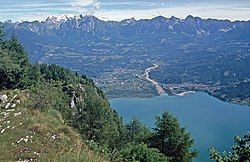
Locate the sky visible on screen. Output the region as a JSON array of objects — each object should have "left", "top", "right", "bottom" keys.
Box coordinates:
[{"left": 0, "top": 0, "right": 250, "bottom": 22}]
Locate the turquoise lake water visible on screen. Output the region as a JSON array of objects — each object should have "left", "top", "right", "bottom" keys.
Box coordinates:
[{"left": 109, "top": 92, "right": 250, "bottom": 161}]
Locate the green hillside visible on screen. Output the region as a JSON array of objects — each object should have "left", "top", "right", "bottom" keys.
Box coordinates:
[
  {"left": 0, "top": 29, "right": 198, "bottom": 162},
  {"left": 0, "top": 90, "right": 107, "bottom": 162}
]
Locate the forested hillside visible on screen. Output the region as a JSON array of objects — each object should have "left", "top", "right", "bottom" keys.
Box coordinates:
[{"left": 0, "top": 29, "right": 198, "bottom": 161}]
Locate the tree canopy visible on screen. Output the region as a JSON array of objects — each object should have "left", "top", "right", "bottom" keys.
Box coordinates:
[
  {"left": 210, "top": 132, "right": 250, "bottom": 162},
  {"left": 150, "top": 111, "right": 198, "bottom": 162}
]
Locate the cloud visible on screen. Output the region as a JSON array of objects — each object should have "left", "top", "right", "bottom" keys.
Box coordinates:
[
  {"left": 94, "top": 2, "right": 101, "bottom": 10},
  {"left": 69, "top": 0, "right": 95, "bottom": 7},
  {"left": 69, "top": 0, "right": 101, "bottom": 10},
  {"left": 68, "top": 0, "right": 101, "bottom": 14},
  {"left": 0, "top": 0, "right": 250, "bottom": 22},
  {"left": 94, "top": 4, "right": 250, "bottom": 21}
]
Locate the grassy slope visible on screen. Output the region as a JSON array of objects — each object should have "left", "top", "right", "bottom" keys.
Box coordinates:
[{"left": 0, "top": 90, "right": 106, "bottom": 162}]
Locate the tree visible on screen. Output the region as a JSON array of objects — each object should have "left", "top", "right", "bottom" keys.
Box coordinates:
[
  {"left": 150, "top": 111, "right": 198, "bottom": 162},
  {"left": 210, "top": 132, "right": 250, "bottom": 162},
  {"left": 125, "top": 118, "right": 152, "bottom": 144},
  {"left": 30, "top": 83, "right": 71, "bottom": 114},
  {"left": 72, "top": 85, "right": 123, "bottom": 151},
  {"left": 0, "top": 47, "right": 23, "bottom": 89},
  {"left": 0, "top": 25, "right": 4, "bottom": 42},
  {"left": 0, "top": 34, "right": 30, "bottom": 89},
  {"left": 6, "top": 35, "right": 28, "bottom": 66},
  {"left": 118, "top": 143, "right": 169, "bottom": 162}
]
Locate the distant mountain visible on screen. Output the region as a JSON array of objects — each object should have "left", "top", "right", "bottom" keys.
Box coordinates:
[
  {"left": 3, "top": 15, "right": 249, "bottom": 41},
  {"left": 2, "top": 15, "right": 250, "bottom": 104}
]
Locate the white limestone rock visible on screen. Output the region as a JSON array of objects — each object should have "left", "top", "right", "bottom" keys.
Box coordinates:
[
  {"left": 71, "top": 98, "right": 75, "bottom": 108},
  {"left": 24, "top": 138, "right": 28, "bottom": 143},
  {"left": 0, "top": 94, "right": 8, "bottom": 103},
  {"left": 11, "top": 103, "right": 16, "bottom": 108},
  {"left": 1, "top": 129, "right": 5, "bottom": 134},
  {"left": 16, "top": 100, "right": 21, "bottom": 104},
  {"left": 6, "top": 109, "right": 15, "bottom": 112},
  {"left": 14, "top": 112, "right": 22, "bottom": 116},
  {"left": 11, "top": 95, "right": 17, "bottom": 101},
  {"left": 17, "top": 138, "right": 24, "bottom": 143},
  {"left": 5, "top": 103, "right": 11, "bottom": 109}
]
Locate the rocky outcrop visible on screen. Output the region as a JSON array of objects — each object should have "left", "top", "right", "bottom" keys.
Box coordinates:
[
  {"left": 0, "top": 94, "right": 8, "bottom": 104},
  {"left": 0, "top": 92, "right": 22, "bottom": 110},
  {"left": 70, "top": 97, "right": 76, "bottom": 108},
  {"left": 5, "top": 103, "right": 11, "bottom": 109},
  {"left": 70, "top": 85, "right": 86, "bottom": 108}
]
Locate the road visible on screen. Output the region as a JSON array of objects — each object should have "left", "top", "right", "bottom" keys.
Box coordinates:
[{"left": 142, "top": 64, "right": 165, "bottom": 95}]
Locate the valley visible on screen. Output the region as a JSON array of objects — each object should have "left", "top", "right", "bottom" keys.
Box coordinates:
[
  {"left": 2, "top": 15, "right": 249, "bottom": 104},
  {"left": 1, "top": 1, "right": 250, "bottom": 161}
]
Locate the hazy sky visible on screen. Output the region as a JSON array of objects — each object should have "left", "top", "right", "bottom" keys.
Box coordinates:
[{"left": 1, "top": 0, "right": 250, "bottom": 22}]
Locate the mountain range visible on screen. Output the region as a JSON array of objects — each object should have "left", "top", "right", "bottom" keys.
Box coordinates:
[{"left": 2, "top": 14, "right": 250, "bottom": 104}]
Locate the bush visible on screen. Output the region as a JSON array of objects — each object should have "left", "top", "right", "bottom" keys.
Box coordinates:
[{"left": 118, "top": 143, "right": 169, "bottom": 162}]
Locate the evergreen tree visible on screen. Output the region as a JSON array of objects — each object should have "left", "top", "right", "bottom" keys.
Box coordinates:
[
  {"left": 7, "top": 35, "right": 28, "bottom": 66},
  {"left": 151, "top": 111, "right": 198, "bottom": 162},
  {"left": 20, "top": 64, "right": 42, "bottom": 88},
  {"left": 125, "top": 118, "right": 152, "bottom": 144},
  {"left": 210, "top": 132, "right": 250, "bottom": 162},
  {"left": 0, "top": 26, "right": 4, "bottom": 42},
  {"left": 72, "top": 85, "right": 123, "bottom": 150}
]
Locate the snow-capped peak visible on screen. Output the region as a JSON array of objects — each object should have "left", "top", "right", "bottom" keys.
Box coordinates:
[
  {"left": 47, "top": 13, "right": 74, "bottom": 22},
  {"left": 57, "top": 13, "right": 74, "bottom": 21},
  {"left": 45, "top": 13, "right": 78, "bottom": 27}
]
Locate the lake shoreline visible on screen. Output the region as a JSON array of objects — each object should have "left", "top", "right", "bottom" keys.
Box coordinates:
[
  {"left": 106, "top": 64, "right": 249, "bottom": 106},
  {"left": 108, "top": 90, "right": 250, "bottom": 107},
  {"left": 110, "top": 92, "right": 250, "bottom": 161},
  {"left": 105, "top": 63, "right": 249, "bottom": 161}
]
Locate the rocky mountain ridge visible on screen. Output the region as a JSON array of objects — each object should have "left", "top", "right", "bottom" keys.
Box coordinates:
[
  {"left": 2, "top": 15, "right": 249, "bottom": 103},
  {"left": 3, "top": 14, "right": 249, "bottom": 40}
]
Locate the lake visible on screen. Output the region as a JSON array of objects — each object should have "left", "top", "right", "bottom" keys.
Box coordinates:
[{"left": 109, "top": 92, "right": 250, "bottom": 161}]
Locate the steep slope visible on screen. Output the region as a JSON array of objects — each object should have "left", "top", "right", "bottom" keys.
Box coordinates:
[
  {"left": 0, "top": 90, "right": 107, "bottom": 162},
  {"left": 0, "top": 32, "right": 123, "bottom": 161}
]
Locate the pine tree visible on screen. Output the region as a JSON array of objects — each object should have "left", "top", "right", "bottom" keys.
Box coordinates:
[
  {"left": 0, "top": 25, "right": 4, "bottom": 42},
  {"left": 210, "top": 132, "right": 250, "bottom": 162},
  {"left": 125, "top": 118, "right": 152, "bottom": 144},
  {"left": 0, "top": 26, "right": 5, "bottom": 50},
  {"left": 151, "top": 111, "right": 198, "bottom": 162}
]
